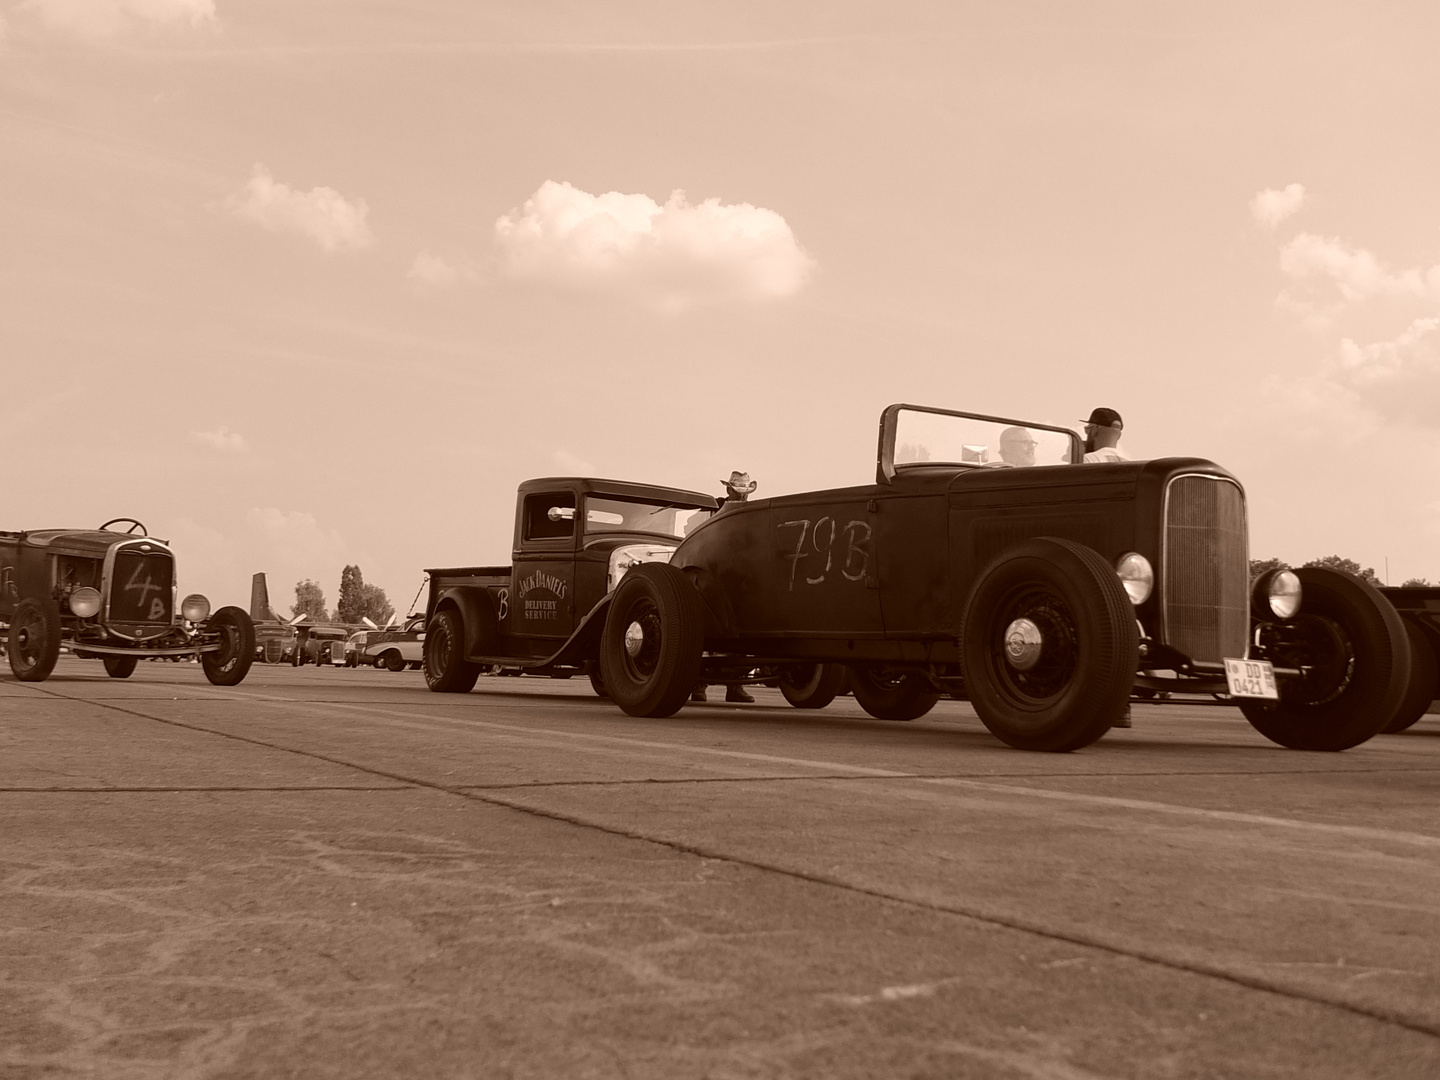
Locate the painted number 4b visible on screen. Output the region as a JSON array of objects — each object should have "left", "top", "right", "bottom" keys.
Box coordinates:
[{"left": 1223, "top": 658, "right": 1278, "bottom": 699}]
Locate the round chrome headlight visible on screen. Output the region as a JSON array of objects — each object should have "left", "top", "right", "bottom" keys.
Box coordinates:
[
  {"left": 69, "top": 587, "right": 102, "bottom": 618},
  {"left": 1115, "top": 552, "right": 1154, "bottom": 605},
  {"left": 1253, "top": 569, "right": 1302, "bottom": 620},
  {"left": 181, "top": 594, "right": 211, "bottom": 622}
]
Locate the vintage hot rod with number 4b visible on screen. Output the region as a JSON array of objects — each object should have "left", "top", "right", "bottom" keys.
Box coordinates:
[
  {"left": 424, "top": 406, "right": 1411, "bottom": 753},
  {"left": 0, "top": 518, "right": 255, "bottom": 684}
]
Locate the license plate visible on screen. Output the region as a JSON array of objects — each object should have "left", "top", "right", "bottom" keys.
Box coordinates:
[{"left": 1223, "top": 658, "right": 1278, "bottom": 699}]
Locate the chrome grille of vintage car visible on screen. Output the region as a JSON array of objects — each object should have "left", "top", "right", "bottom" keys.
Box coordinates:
[
  {"left": 108, "top": 546, "right": 175, "bottom": 629},
  {"left": 1160, "top": 474, "right": 1248, "bottom": 663}
]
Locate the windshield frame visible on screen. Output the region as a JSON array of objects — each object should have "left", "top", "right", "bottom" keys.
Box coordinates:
[{"left": 876, "top": 404, "right": 1083, "bottom": 484}]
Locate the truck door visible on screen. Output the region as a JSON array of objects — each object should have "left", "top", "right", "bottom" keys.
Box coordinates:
[{"left": 510, "top": 491, "right": 579, "bottom": 640}]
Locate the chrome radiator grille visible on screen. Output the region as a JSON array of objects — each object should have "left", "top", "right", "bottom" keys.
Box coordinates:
[{"left": 1161, "top": 475, "right": 1248, "bottom": 663}]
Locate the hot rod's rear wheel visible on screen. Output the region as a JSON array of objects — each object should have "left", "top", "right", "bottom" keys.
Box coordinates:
[
  {"left": 103, "top": 656, "right": 138, "bottom": 679},
  {"left": 600, "top": 563, "right": 703, "bottom": 718},
  {"left": 1382, "top": 622, "right": 1437, "bottom": 734},
  {"left": 1240, "top": 568, "right": 1410, "bottom": 750},
  {"left": 848, "top": 666, "right": 940, "bottom": 720},
  {"left": 201, "top": 606, "right": 256, "bottom": 687},
  {"left": 424, "top": 608, "right": 482, "bottom": 693},
  {"left": 778, "top": 662, "right": 848, "bottom": 709},
  {"left": 586, "top": 659, "right": 610, "bottom": 699},
  {"left": 7, "top": 596, "right": 61, "bottom": 682},
  {"left": 961, "top": 538, "right": 1138, "bottom": 752}
]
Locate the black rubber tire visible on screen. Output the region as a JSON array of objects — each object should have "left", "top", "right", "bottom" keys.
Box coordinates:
[
  {"left": 586, "top": 660, "right": 609, "bottom": 699},
  {"left": 778, "top": 662, "right": 848, "bottom": 709},
  {"left": 1382, "top": 622, "right": 1437, "bottom": 734},
  {"left": 201, "top": 606, "right": 256, "bottom": 686},
  {"left": 1240, "top": 567, "right": 1410, "bottom": 751},
  {"left": 424, "top": 608, "right": 482, "bottom": 693},
  {"left": 961, "top": 537, "right": 1138, "bottom": 752},
  {"left": 848, "top": 666, "right": 940, "bottom": 721},
  {"left": 7, "top": 596, "right": 62, "bottom": 682},
  {"left": 103, "top": 656, "right": 138, "bottom": 679},
  {"left": 599, "top": 563, "right": 704, "bottom": 718}
]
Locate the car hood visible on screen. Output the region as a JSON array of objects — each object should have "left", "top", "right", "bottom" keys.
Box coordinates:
[{"left": 14, "top": 529, "right": 172, "bottom": 560}]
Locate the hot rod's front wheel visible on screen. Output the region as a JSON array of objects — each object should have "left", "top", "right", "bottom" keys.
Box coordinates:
[
  {"left": 1240, "top": 568, "right": 1410, "bottom": 750},
  {"left": 200, "top": 606, "right": 256, "bottom": 686},
  {"left": 848, "top": 666, "right": 940, "bottom": 720},
  {"left": 961, "top": 538, "right": 1137, "bottom": 752},
  {"left": 7, "top": 596, "right": 62, "bottom": 682},
  {"left": 600, "top": 563, "right": 703, "bottom": 718}
]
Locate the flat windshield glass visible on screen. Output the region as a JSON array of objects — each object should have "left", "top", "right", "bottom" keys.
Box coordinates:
[
  {"left": 584, "top": 496, "right": 711, "bottom": 540},
  {"left": 893, "top": 409, "right": 1075, "bottom": 470}
]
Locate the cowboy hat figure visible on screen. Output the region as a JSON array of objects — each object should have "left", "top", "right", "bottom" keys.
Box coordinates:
[{"left": 722, "top": 471, "right": 758, "bottom": 498}]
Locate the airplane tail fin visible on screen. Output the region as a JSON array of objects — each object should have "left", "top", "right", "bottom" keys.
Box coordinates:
[{"left": 250, "top": 573, "right": 276, "bottom": 622}]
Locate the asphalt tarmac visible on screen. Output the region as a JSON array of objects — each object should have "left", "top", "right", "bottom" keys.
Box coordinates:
[{"left": 4, "top": 657, "right": 1439, "bottom": 1080}]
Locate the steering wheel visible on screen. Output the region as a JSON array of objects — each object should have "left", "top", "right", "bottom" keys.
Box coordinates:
[{"left": 99, "top": 517, "right": 148, "bottom": 536}]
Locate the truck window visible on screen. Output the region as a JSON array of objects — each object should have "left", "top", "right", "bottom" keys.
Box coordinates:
[{"left": 523, "top": 494, "right": 576, "bottom": 541}]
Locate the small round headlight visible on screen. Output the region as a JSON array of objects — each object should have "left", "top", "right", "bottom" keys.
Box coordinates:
[
  {"left": 1115, "top": 552, "right": 1154, "bottom": 605},
  {"left": 69, "top": 587, "right": 101, "bottom": 618},
  {"left": 181, "top": 594, "right": 211, "bottom": 622},
  {"left": 1255, "top": 569, "right": 1302, "bottom": 620}
]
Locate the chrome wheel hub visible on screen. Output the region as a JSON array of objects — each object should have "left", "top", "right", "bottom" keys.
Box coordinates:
[
  {"left": 1003, "top": 617, "right": 1043, "bottom": 671},
  {"left": 624, "top": 621, "right": 646, "bottom": 658}
]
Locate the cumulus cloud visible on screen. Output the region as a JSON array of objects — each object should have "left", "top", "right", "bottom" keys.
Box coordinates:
[
  {"left": 407, "top": 251, "right": 481, "bottom": 288},
  {"left": 227, "top": 164, "right": 374, "bottom": 254},
  {"left": 494, "top": 180, "right": 815, "bottom": 312},
  {"left": 189, "top": 425, "right": 247, "bottom": 453},
  {"left": 1250, "top": 183, "right": 1306, "bottom": 230},
  {"left": 1279, "top": 233, "right": 1440, "bottom": 305},
  {"left": 19, "top": 0, "right": 216, "bottom": 37}
]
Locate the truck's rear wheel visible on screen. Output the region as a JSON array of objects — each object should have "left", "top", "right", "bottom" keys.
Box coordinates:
[
  {"left": 384, "top": 651, "right": 406, "bottom": 672},
  {"left": 848, "top": 666, "right": 939, "bottom": 720},
  {"left": 7, "top": 596, "right": 61, "bottom": 682},
  {"left": 424, "top": 608, "right": 481, "bottom": 693},
  {"left": 962, "top": 538, "right": 1137, "bottom": 752},
  {"left": 1241, "top": 569, "right": 1410, "bottom": 749},
  {"left": 1383, "top": 622, "right": 1437, "bottom": 734},
  {"left": 600, "top": 563, "right": 703, "bottom": 718},
  {"left": 103, "top": 656, "right": 138, "bottom": 679},
  {"left": 201, "top": 607, "right": 255, "bottom": 686},
  {"left": 778, "top": 662, "right": 847, "bottom": 709}
]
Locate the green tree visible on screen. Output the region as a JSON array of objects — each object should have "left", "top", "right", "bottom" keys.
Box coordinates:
[
  {"left": 1402, "top": 577, "right": 1434, "bottom": 587},
  {"left": 291, "top": 579, "right": 328, "bottom": 621},
  {"left": 1249, "top": 556, "right": 1291, "bottom": 581},
  {"left": 359, "top": 582, "right": 394, "bottom": 626},
  {"left": 336, "top": 564, "right": 366, "bottom": 624},
  {"left": 1301, "top": 555, "right": 1381, "bottom": 587}
]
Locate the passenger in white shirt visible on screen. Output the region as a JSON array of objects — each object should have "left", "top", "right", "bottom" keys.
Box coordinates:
[{"left": 1080, "top": 407, "right": 1128, "bottom": 463}]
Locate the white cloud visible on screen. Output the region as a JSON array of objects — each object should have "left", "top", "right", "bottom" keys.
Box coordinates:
[
  {"left": 494, "top": 180, "right": 815, "bottom": 312},
  {"left": 20, "top": 0, "right": 216, "bottom": 37},
  {"left": 1334, "top": 318, "right": 1440, "bottom": 385},
  {"left": 551, "top": 448, "right": 594, "bottom": 474},
  {"left": 1250, "top": 183, "right": 1306, "bottom": 230},
  {"left": 1278, "top": 233, "right": 1440, "bottom": 305},
  {"left": 189, "top": 425, "right": 247, "bottom": 453},
  {"left": 406, "top": 251, "right": 481, "bottom": 288},
  {"left": 227, "top": 164, "right": 374, "bottom": 254}
]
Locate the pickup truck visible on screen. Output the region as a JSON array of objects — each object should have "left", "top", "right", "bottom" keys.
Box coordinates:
[
  {"left": 1379, "top": 586, "right": 1440, "bottom": 732},
  {"left": 422, "top": 478, "right": 719, "bottom": 695}
]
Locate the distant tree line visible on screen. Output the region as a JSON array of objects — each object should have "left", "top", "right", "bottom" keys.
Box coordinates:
[
  {"left": 290, "top": 565, "right": 395, "bottom": 624},
  {"left": 1249, "top": 555, "right": 1432, "bottom": 588}
]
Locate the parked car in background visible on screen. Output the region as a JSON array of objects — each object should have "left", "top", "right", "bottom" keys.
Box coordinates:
[
  {"left": 1, "top": 518, "right": 254, "bottom": 684},
  {"left": 356, "top": 616, "right": 427, "bottom": 671}
]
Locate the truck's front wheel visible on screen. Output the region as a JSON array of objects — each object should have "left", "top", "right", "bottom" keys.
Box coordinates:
[
  {"left": 600, "top": 563, "right": 703, "bottom": 718},
  {"left": 424, "top": 608, "right": 482, "bottom": 693}
]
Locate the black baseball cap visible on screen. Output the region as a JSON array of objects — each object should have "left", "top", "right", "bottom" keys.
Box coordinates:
[{"left": 1082, "top": 407, "right": 1123, "bottom": 429}]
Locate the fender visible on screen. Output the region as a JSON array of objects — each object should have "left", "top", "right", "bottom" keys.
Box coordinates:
[{"left": 431, "top": 586, "right": 499, "bottom": 658}]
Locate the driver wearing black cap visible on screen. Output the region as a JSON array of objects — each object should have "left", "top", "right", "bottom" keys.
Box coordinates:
[{"left": 1081, "top": 407, "right": 1127, "bottom": 463}]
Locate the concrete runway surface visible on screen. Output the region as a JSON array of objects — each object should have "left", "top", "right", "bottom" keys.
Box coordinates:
[{"left": 3, "top": 657, "right": 1439, "bottom": 1080}]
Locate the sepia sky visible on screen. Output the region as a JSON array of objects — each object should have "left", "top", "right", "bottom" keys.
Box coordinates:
[{"left": 4, "top": 1, "right": 1440, "bottom": 615}]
